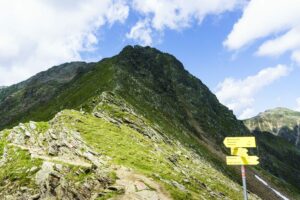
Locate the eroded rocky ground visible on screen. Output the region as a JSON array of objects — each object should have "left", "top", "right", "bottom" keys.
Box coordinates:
[{"left": 0, "top": 92, "right": 260, "bottom": 200}]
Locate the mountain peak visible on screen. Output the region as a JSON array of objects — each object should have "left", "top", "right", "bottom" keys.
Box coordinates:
[
  {"left": 120, "top": 45, "right": 157, "bottom": 52},
  {"left": 116, "top": 45, "right": 187, "bottom": 78},
  {"left": 263, "top": 107, "right": 298, "bottom": 114},
  {"left": 257, "top": 107, "right": 300, "bottom": 119},
  {"left": 244, "top": 107, "right": 300, "bottom": 148}
]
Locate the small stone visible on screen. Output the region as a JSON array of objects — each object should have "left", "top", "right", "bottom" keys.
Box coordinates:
[
  {"left": 83, "top": 182, "right": 92, "bottom": 190},
  {"left": 30, "top": 193, "right": 40, "bottom": 200},
  {"left": 199, "top": 182, "right": 207, "bottom": 189},
  {"left": 35, "top": 161, "right": 54, "bottom": 185},
  {"left": 49, "top": 175, "right": 60, "bottom": 189},
  {"left": 209, "top": 191, "right": 217, "bottom": 197},
  {"left": 108, "top": 185, "right": 125, "bottom": 194},
  {"left": 20, "top": 186, "right": 28, "bottom": 191},
  {"left": 153, "top": 173, "right": 161, "bottom": 179},
  {"left": 83, "top": 152, "right": 102, "bottom": 167},
  {"left": 168, "top": 154, "right": 178, "bottom": 165},
  {"left": 50, "top": 171, "right": 61, "bottom": 178},
  {"left": 176, "top": 151, "right": 182, "bottom": 155},
  {"left": 30, "top": 166, "right": 38, "bottom": 173},
  {"left": 171, "top": 180, "right": 186, "bottom": 191},
  {"left": 135, "top": 181, "right": 149, "bottom": 191},
  {"left": 219, "top": 192, "right": 225, "bottom": 197},
  {"left": 19, "top": 124, "right": 26, "bottom": 130},
  {"left": 49, "top": 131, "right": 58, "bottom": 140},
  {"left": 184, "top": 155, "right": 190, "bottom": 160},
  {"left": 25, "top": 131, "right": 31, "bottom": 137},
  {"left": 48, "top": 145, "right": 58, "bottom": 156},
  {"left": 54, "top": 164, "right": 63, "bottom": 172},
  {"left": 183, "top": 179, "right": 190, "bottom": 184},
  {"left": 29, "top": 121, "right": 36, "bottom": 130}
]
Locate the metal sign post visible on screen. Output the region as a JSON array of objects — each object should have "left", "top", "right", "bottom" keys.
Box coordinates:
[
  {"left": 241, "top": 165, "right": 248, "bottom": 200},
  {"left": 223, "top": 136, "right": 259, "bottom": 200}
]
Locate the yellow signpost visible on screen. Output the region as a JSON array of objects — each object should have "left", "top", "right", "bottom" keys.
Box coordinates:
[
  {"left": 223, "top": 137, "right": 256, "bottom": 148},
  {"left": 226, "top": 156, "right": 259, "bottom": 165},
  {"left": 230, "top": 147, "right": 248, "bottom": 157},
  {"left": 223, "top": 136, "right": 259, "bottom": 200}
]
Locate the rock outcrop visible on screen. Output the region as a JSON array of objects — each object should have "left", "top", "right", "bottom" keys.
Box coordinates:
[
  {"left": 0, "top": 92, "right": 261, "bottom": 199},
  {"left": 0, "top": 114, "right": 113, "bottom": 200}
]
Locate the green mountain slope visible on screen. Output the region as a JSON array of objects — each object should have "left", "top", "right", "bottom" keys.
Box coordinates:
[
  {"left": 0, "top": 92, "right": 260, "bottom": 199},
  {"left": 0, "top": 45, "right": 298, "bottom": 199},
  {"left": 0, "top": 61, "right": 92, "bottom": 129},
  {"left": 0, "top": 46, "right": 246, "bottom": 144}
]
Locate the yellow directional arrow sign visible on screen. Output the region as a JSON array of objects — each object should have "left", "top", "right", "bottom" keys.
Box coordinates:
[
  {"left": 226, "top": 156, "right": 259, "bottom": 165},
  {"left": 223, "top": 137, "right": 256, "bottom": 148},
  {"left": 224, "top": 137, "right": 259, "bottom": 199},
  {"left": 231, "top": 147, "right": 248, "bottom": 156}
]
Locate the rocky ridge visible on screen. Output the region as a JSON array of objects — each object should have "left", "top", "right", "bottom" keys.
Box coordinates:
[
  {"left": 0, "top": 91, "right": 260, "bottom": 199},
  {"left": 244, "top": 107, "right": 300, "bottom": 148},
  {"left": 0, "top": 114, "right": 113, "bottom": 199}
]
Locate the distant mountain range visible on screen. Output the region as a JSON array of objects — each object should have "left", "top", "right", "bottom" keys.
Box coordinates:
[
  {"left": 0, "top": 46, "right": 299, "bottom": 199},
  {"left": 244, "top": 107, "right": 300, "bottom": 148}
]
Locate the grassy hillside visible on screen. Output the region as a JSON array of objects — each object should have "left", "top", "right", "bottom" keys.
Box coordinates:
[
  {"left": 0, "top": 92, "right": 260, "bottom": 199},
  {"left": 0, "top": 46, "right": 246, "bottom": 142},
  {"left": 0, "top": 62, "right": 92, "bottom": 129}
]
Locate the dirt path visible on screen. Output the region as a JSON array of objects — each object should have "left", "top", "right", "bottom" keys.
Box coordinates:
[{"left": 111, "top": 166, "right": 172, "bottom": 200}]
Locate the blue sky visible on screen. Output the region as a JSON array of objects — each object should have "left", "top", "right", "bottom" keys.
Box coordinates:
[{"left": 1, "top": 0, "right": 300, "bottom": 119}]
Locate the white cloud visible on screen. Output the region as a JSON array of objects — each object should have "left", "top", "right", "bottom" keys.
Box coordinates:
[
  {"left": 224, "top": 0, "right": 300, "bottom": 64},
  {"left": 239, "top": 108, "right": 255, "bottom": 120},
  {"left": 126, "top": 20, "right": 153, "bottom": 46},
  {"left": 215, "top": 64, "right": 291, "bottom": 119},
  {"left": 127, "top": 0, "right": 244, "bottom": 45},
  {"left": 0, "top": 0, "right": 129, "bottom": 86},
  {"left": 292, "top": 50, "right": 300, "bottom": 64},
  {"left": 257, "top": 28, "right": 300, "bottom": 56}
]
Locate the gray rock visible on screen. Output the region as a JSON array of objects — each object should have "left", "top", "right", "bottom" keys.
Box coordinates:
[
  {"left": 20, "top": 186, "right": 28, "bottom": 192},
  {"left": 54, "top": 164, "right": 63, "bottom": 172},
  {"left": 29, "top": 121, "right": 37, "bottom": 130},
  {"left": 30, "top": 166, "right": 39, "bottom": 173},
  {"left": 108, "top": 185, "right": 125, "bottom": 194},
  {"left": 171, "top": 180, "right": 186, "bottom": 191},
  {"left": 48, "top": 145, "right": 59, "bottom": 156},
  {"left": 25, "top": 130, "right": 31, "bottom": 138},
  {"left": 183, "top": 179, "right": 190, "bottom": 184},
  {"left": 30, "top": 193, "right": 40, "bottom": 200}
]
